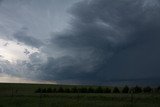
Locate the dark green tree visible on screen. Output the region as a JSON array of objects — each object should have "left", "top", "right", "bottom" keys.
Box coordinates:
[
  {"left": 104, "top": 87, "right": 111, "bottom": 93},
  {"left": 88, "top": 87, "right": 94, "bottom": 93},
  {"left": 42, "top": 88, "right": 47, "bottom": 93},
  {"left": 79, "top": 87, "right": 88, "bottom": 93},
  {"left": 46, "top": 88, "right": 52, "bottom": 93},
  {"left": 113, "top": 87, "right": 120, "bottom": 93},
  {"left": 64, "top": 88, "right": 70, "bottom": 93},
  {"left": 156, "top": 86, "right": 160, "bottom": 93},
  {"left": 52, "top": 88, "right": 57, "bottom": 93},
  {"left": 95, "top": 86, "right": 103, "bottom": 93},
  {"left": 132, "top": 86, "right": 142, "bottom": 93},
  {"left": 58, "top": 87, "right": 64, "bottom": 93},
  {"left": 35, "top": 88, "right": 42, "bottom": 93},
  {"left": 71, "top": 87, "right": 78, "bottom": 93},
  {"left": 143, "top": 86, "right": 152, "bottom": 93},
  {"left": 122, "top": 85, "right": 129, "bottom": 93}
]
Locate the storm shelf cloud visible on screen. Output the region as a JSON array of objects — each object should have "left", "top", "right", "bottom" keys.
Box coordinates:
[{"left": 0, "top": 0, "right": 160, "bottom": 85}]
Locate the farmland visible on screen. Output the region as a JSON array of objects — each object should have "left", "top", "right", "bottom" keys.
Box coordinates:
[{"left": 0, "top": 83, "right": 160, "bottom": 107}]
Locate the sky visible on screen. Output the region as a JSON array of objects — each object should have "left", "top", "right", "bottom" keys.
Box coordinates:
[{"left": 0, "top": 0, "right": 160, "bottom": 86}]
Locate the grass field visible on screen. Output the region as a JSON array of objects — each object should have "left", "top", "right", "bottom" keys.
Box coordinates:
[{"left": 0, "top": 83, "right": 160, "bottom": 107}]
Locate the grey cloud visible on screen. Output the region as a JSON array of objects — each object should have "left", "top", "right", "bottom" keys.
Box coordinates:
[
  {"left": 13, "top": 28, "right": 43, "bottom": 48},
  {"left": 2, "top": 0, "right": 160, "bottom": 85},
  {"left": 39, "top": 0, "right": 160, "bottom": 85},
  {"left": 37, "top": 56, "right": 98, "bottom": 83}
]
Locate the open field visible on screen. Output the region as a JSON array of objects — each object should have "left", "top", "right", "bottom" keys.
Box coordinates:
[{"left": 0, "top": 83, "right": 160, "bottom": 107}]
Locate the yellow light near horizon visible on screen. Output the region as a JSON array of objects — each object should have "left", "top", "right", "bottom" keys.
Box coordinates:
[
  {"left": 0, "top": 38, "right": 39, "bottom": 63},
  {"left": 0, "top": 73, "right": 57, "bottom": 84},
  {"left": 0, "top": 48, "right": 18, "bottom": 62}
]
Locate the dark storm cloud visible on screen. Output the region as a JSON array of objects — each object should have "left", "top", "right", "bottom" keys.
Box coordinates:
[
  {"left": 13, "top": 28, "right": 43, "bottom": 48},
  {"left": 37, "top": 0, "right": 160, "bottom": 85}
]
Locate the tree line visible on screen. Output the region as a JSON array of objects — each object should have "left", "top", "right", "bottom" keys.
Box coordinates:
[{"left": 35, "top": 85, "right": 160, "bottom": 94}]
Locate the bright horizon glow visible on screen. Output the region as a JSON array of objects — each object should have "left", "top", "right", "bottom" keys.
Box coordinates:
[
  {"left": 0, "top": 73, "right": 56, "bottom": 84},
  {"left": 0, "top": 38, "right": 39, "bottom": 63}
]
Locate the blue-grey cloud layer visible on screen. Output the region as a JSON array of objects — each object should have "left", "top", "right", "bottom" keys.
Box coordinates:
[
  {"left": 1, "top": 0, "right": 160, "bottom": 85},
  {"left": 38, "top": 0, "right": 160, "bottom": 85},
  {"left": 13, "top": 28, "right": 43, "bottom": 48}
]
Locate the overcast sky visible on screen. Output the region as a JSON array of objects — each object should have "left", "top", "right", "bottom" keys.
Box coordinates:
[{"left": 0, "top": 0, "right": 160, "bottom": 86}]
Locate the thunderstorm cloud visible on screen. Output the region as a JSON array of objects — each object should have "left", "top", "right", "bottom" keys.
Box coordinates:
[{"left": 0, "top": 0, "right": 160, "bottom": 85}]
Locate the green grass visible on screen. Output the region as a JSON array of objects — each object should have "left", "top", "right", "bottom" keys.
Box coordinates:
[{"left": 0, "top": 83, "right": 160, "bottom": 107}]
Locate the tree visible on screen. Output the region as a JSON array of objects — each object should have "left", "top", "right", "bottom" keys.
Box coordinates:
[
  {"left": 132, "top": 86, "right": 142, "bottom": 93},
  {"left": 104, "top": 87, "right": 111, "bottom": 93},
  {"left": 71, "top": 87, "right": 78, "bottom": 93},
  {"left": 158, "top": 86, "right": 160, "bottom": 91},
  {"left": 64, "top": 88, "right": 70, "bottom": 93},
  {"left": 113, "top": 87, "right": 120, "bottom": 93},
  {"left": 95, "top": 86, "right": 103, "bottom": 93},
  {"left": 58, "top": 87, "right": 64, "bottom": 93},
  {"left": 42, "top": 88, "right": 47, "bottom": 93},
  {"left": 46, "top": 88, "right": 52, "bottom": 93},
  {"left": 35, "top": 88, "right": 42, "bottom": 93},
  {"left": 52, "top": 88, "right": 57, "bottom": 93},
  {"left": 143, "top": 86, "right": 152, "bottom": 93},
  {"left": 156, "top": 86, "right": 160, "bottom": 93},
  {"left": 88, "top": 87, "right": 94, "bottom": 93},
  {"left": 79, "top": 87, "right": 88, "bottom": 93},
  {"left": 122, "top": 85, "right": 129, "bottom": 93}
]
